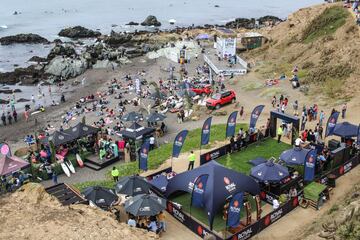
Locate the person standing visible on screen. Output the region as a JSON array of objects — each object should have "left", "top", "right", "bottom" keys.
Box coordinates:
[
  {"left": 239, "top": 106, "right": 245, "bottom": 120},
  {"left": 13, "top": 110, "right": 18, "bottom": 122},
  {"left": 111, "top": 167, "right": 119, "bottom": 182},
  {"left": 187, "top": 151, "right": 196, "bottom": 170},
  {"left": 7, "top": 112, "right": 12, "bottom": 125},
  {"left": 293, "top": 100, "right": 299, "bottom": 116},
  {"left": 52, "top": 172, "right": 58, "bottom": 185},
  {"left": 277, "top": 125, "right": 283, "bottom": 143},
  {"left": 341, "top": 103, "right": 347, "bottom": 119},
  {"left": 1, "top": 112, "right": 6, "bottom": 126},
  {"left": 319, "top": 110, "right": 325, "bottom": 126},
  {"left": 271, "top": 96, "right": 276, "bottom": 108},
  {"left": 149, "top": 136, "right": 155, "bottom": 150},
  {"left": 157, "top": 211, "right": 166, "bottom": 232}
]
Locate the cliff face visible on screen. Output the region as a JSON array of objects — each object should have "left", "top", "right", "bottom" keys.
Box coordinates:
[
  {"left": 0, "top": 183, "right": 157, "bottom": 240},
  {"left": 244, "top": 3, "right": 360, "bottom": 100}
]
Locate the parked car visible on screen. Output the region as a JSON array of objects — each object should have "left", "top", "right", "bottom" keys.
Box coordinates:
[
  {"left": 191, "top": 84, "right": 213, "bottom": 96},
  {"left": 206, "top": 90, "right": 236, "bottom": 109}
]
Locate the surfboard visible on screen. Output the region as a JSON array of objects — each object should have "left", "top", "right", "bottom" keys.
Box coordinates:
[
  {"left": 31, "top": 110, "right": 41, "bottom": 115},
  {"left": 76, "top": 154, "right": 84, "bottom": 168},
  {"left": 65, "top": 160, "right": 76, "bottom": 174},
  {"left": 60, "top": 162, "right": 71, "bottom": 177}
]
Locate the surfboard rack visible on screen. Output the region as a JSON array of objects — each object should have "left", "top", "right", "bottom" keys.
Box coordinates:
[{"left": 46, "top": 183, "right": 87, "bottom": 206}]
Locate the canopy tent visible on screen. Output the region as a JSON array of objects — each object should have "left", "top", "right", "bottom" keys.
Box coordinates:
[
  {"left": 149, "top": 175, "right": 169, "bottom": 193},
  {"left": 250, "top": 161, "right": 289, "bottom": 183},
  {"left": 249, "top": 157, "right": 267, "bottom": 166},
  {"left": 150, "top": 91, "right": 167, "bottom": 100},
  {"left": 333, "top": 122, "right": 358, "bottom": 138},
  {"left": 146, "top": 112, "right": 167, "bottom": 122},
  {"left": 82, "top": 186, "right": 118, "bottom": 209},
  {"left": 115, "top": 175, "right": 151, "bottom": 196},
  {"left": 47, "top": 131, "right": 74, "bottom": 147},
  {"left": 117, "top": 122, "right": 155, "bottom": 140},
  {"left": 165, "top": 161, "right": 260, "bottom": 229},
  {"left": 279, "top": 147, "right": 311, "bottom": 166},
  {"left": 121, "top": 112, "right": 143, "bottom": 122},
  {"left": 0, "top": 155, "right": 30, "bottom": 176},
  {"left": 64, "top": 122, "right": 99, "bottom": 139}
]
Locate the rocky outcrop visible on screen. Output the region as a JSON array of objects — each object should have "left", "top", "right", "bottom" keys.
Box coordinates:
[
  {"left": 58, "top": 26, "right": 101, "bottom": 38},
  {"left": 28, "top": 56, "right": 48, "bottom": 63},
  {"left": 225, "top": 18, "right": 255, "bottom": 29},
  {"left": 257, "top": 15, "right": 283, "bottom": 25},
  {"left": 17, "top": 98, "right": 30, "bottom": 103},
  {"left": 0, "top": 65, "right": 46, "bottom": 85},
  {"left": 0, "top": 33, "right": 49, "bottom": 45},
  {"left": 126, "top": 21, "right": 139, "bottom": 26},
  {"left": 141, "top": 15, "right": 161, "bottom": 27},
  {"left": 103, "top": 31, "right": 132, "bottom": 47},
  {"left": 0, "top": 89, "right": 22, "bottom": 94},
  {"left": 47, "top": 44, "right": 77, "bottom": 60},
  {"left": 45, "top": 56, "right": 88, "bottom": 79},
  {"left": 0, "top": 99, "right": 9, "bottom": 104}
]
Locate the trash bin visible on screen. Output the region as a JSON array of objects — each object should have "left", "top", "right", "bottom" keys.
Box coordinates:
[{"left": 327, "top": 174, "right": 336, "bottom": 188}]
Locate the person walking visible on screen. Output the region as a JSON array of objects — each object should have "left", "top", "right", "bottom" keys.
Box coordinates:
[
  {"left": 149, "top": 136, "right": 155, "bottom": 150},
  {"left": 52, "top": 172, "right": 58, "bottom": 185},
  {"left": 341, "top": 103, "right": 347, "bottom": 119},
  {"left": 187, "top": 151, "right": 196, "bottom": 170},
  {"left": 319, "top": 110, "right": 325, "bottom": 126},
  {"left": 293, "top": 100, "right": 299, "bottom": 116},
  {"left": 1, "top": 112, "right": 6, "bottom": 126},
  {"left": 13, "top": 110, "right": 18, "bottom": 122},
  {"left": 277, "top": 125, "right": 283, "bottom": 143},
  {"left": 239, "top": 106, "right": 245, "bottom": 120},
  {"left": 7, "top": 112, "right": 12, "bottom": 125},
  {"left": 111, "top": 167, "right": 120, "bottom": 182},
  {"left": 271, "top": 96, "right": 276, "bottom": 108}
]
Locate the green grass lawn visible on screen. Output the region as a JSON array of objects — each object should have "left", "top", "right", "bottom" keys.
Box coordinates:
[
  {"left": 216, "top": 138, "right": 291, "bottom": 175},
  {"left": 75, "top": 123, "right": 247, "bottom": 191},
  {"left": 170, "top": 193, "right": 260, "bottom": 232}
]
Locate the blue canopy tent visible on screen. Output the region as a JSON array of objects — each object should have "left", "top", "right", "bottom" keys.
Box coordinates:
[
  {"left": 250, "top": 161, "right": 289, "bottom": 183},
  {"left": 149, "top": 175, "right": 168, "bottom": 193},
  {"left": 333, "top": 122, "right": 358, "bottom": 138},
  {"left": 165, "top": 161, "right": 260, "bottom": 230},
  {"left": 280, "top": 147, "right": 311, "bottom": 165},
  {"left": 249, "top": 157, "right": 267, "bottom": 166},
  {"left": 196, "top": 33, "right": 210, "bottom": 40}
]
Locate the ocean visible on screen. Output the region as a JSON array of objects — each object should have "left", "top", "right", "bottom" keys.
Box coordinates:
[{"left": 0, "top": 0, "right": 323, "bottom": 72}]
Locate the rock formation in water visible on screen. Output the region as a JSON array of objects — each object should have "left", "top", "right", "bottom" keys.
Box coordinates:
[
  {"left": 58, "top": 26, "right": 101, "bottom": 38},
  {"left": 0, "top": 33, "right": 49, "bottom": 45},
  {"left": 141, "top": 15, "right": 161, "bottom": 27}
]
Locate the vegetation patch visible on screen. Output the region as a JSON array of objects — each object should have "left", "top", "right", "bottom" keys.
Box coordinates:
[{"left": 302, "top": 6, "right": 349, "bottom": 43}]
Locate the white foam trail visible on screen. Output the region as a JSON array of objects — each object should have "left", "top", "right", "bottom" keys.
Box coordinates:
[{"left": 0, "top": 25, "right": 8, "bottom": 29}]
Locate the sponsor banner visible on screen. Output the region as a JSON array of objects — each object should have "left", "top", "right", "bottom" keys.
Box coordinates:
[
  {"left": 139, "top": 141, "right": 150, "bottom": 171},
  {"left": 228, "top": 222, "right": 259, "bottom": 240},
  {"left": 320, "top": 155, "right": 359, "bottom": 184},
  {"left": 200, "top": 144, "right": 229, "bottom": 165},
  {"left": 226, "top": 111, "right": 238, "bottom": 138},
  {"left": 227, "top": 192, "right": 244, "bottom": 228},
  {"left": 259, "top": 191, "right": 278, "bottom": 205},
  {"left": 166, "top": 201, "right": 222, "bottom": 240},
  {"left": 249, "top": 105, "right": 265, "bottom": 129},
  {"left": 172, "top": 130, "right": 189, "bottom": 158},
  {"left": 304, "top": 149, "right": 317, "bottom": 182},
  {"left": 191, "top": 174, "right": 209, "bottom": 208},
  {"left": 0, "top": 143, "right": 11, "bottom": 156},
  {"left": 325, "top": 111, "right": 340, "bottom": 137},
  {"left": 201, "top": 117, "right": 213, "bottom": 146}
]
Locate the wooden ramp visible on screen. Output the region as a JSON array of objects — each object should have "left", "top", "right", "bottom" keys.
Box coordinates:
[
  {"left": 84, "top": 153, "right": 124, "bottom": 171},
  {"left": 46, "top": 183, "right": 86, "bottom": 206}
]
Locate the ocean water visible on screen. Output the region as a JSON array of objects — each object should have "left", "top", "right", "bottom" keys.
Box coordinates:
[{"left": 0, "top": 0, "right": 323, "bottom": 72}]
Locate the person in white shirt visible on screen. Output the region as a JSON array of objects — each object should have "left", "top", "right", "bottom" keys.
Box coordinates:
[
  {"left": 127, "top": 216, "right": 136, "bottom": 227},
  {"left": 295, "top": 137, "right": 304, "bottom": 147},
  {"left": 273, "top": 199, "right": 280, "bottom": 210},
  {"left": 149, "top": 136, "right": 155, "bottom": 150}
]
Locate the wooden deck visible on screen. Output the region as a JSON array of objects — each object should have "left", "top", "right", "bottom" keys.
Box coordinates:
[
  {"left": 84, "top": 153, "right": 124, "bottom": 171},
  {"left": 46, "top": 183, "right": 86, "bottom": 206}
]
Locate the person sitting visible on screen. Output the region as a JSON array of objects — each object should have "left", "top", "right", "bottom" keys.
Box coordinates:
[
  {"left": 127, "top": 215, "right": 137, "bottom": 227},
  {"left": 147, "top": 217, "right": 158, "bottom": 233},
  {"left": 295, "top": 137, "right": 304, "bottom": 148}
]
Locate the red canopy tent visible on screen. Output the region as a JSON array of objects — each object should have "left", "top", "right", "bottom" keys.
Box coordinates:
[{"left": 0, "top": 155, "right": 30, "bottom": 176}]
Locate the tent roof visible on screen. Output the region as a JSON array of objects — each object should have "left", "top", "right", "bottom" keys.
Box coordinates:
[
  {"left": 165, "top": 161, "right": 260, "bottom": 229},
  {"left": 118, "top": 123, "right": 155, "bottom": 140},
  {"left": 333, "top": 122, "right": 358, "bottom": 138},
  {"left": 47, "top": 131, "right": 75, "bottom": 146},
  {"left": 0, "top": 155, "right": 30, "bottom": 176},
  {"left": 280, "top": 147, "right": 311, "bottom": 165},
  {"left": 64, "top": 122, "right": 99, "bottom": 139}
]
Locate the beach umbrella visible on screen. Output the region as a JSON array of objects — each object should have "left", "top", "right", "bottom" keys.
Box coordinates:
[
  {"left": 125, "top": 194, "right": 166, "bottom": 216},
  {"left": 196, "top": 33, "right": 210, "bottom": 40},
  {"left": 149, "top": 175, "right": 169, "bottom": 192},
  {"left": 150, "top": 91, "right": 167, "bottom": 100},
  {"left": 82, "top": 186, "right": 118, "bottom": 209},
  {"left": 249, "top": 157, "right": 267, "bottom": 166},
  {"left": 115, "top": 175, "right": 151, "bottom": 196},
  {"left": 121, "top": 111, "right": 143, "bottom": 122},
  {"left": 146, "top": 112, "right": 167, "bottom": 122},
  {"left": 333, "top": 121, "right": 358, "bottom": 138},
  {"left": 250, "top": 161, "right": 289, "bottom": 183},
  {"left": 279, "top": 147, "right": 311, "bottom": 166}
]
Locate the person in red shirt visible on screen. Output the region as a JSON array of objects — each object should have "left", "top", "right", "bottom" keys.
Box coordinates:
[{"left": 301, "top": 130, "right": 308, "bottom": 141}]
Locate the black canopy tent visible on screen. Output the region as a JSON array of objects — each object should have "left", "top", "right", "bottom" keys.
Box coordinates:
[
  {"left": 64, "top": 122, "right": 100, "bottom": 139},
  {"left": 118, "top": 122, "right": 155, "bottom": 141}
]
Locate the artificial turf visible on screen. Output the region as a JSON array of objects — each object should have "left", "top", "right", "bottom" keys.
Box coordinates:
[{"left": 216, "top": 138, "right": 291, "bottom": 175}]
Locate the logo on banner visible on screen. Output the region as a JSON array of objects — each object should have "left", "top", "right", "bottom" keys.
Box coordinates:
[
  {"left": 265, "top": 208, "right": 283, "bottom": 226},
  {"left": 196, "top": 225, "right": 210, "bottom": 237},
  {"left": 224, "top": 177, "right": 236, "bottom": 192},
  {"left": 206, "top": 153, "right": 211, "bottom": 161},
  {"left": 175, "top": 136, "right": 183, "bottom": 147},
  {"left": 234, "top": 228, "right": 253, "bottom": 240},
  {"left": 229, "top": 200, "right": 241, "bottom": 213},
  {"left": 168, "top": 203, "right": 185, "bottom": 222},
  {"left": 194, "top": 182, "right": 204, "bottom": 194},
  {"left": 228, "top": 118, "right": 236, "bottom": 127},
  {"left": 344, "top": 162, "right": 352, "bottom": 173},
  {"left": 292, "top": 197, "right": 299, "bottom": 207},
  {"left": 339, "top": 166, "right": 344, "bottom": 175},
  {"left": 251, "top": 110, "right": 260, "bottom": 119},
  {"left": 203, "top": 124, "right": 210, "bottom": 134},
  {"left": 140, "top": 148, "right": 148, "bottom": 159},
  {"left": 305, "top": 155, "right": 315, "bottom": 168}
]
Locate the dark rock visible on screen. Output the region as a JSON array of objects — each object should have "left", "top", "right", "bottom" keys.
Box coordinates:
[
  {"left": 225, "top": 18, "right": 255, "bottom": 29},
  {"left": 0, "top": 33, "right": 49, "bottom": 45},
  {"left": 0, "top": 89, "right": 22, "bottom": 94},
  {"left": 111, "top": 24, "right": 118, "bottom": 27},
  {"left": 53, "top": 39, "right": 63, "bottom": 44},
  {"left": 17, "top": 98, "right": 30, "bottom": 103},
  {"left": 28, "top": 56, "right": 48, "bottom": 63},
  {"left": 214, "top": 5, "right": 220, "bottom": 8},
  {"left": 141, "top": 15, "right": 161, "bottom": 27},
  {"left": 0, "top": 65, "right": 47, "bottom": 85},
  {"left": 126, "top": 21, "right": 139, "bottom": 26},
  {"left": 47, "top": 44, "right": 76, "bottom": 60},
  {"left": 0, "top": 99, "right": 9, "bottom": 104},
  {"left": 257, "top": 15, "right": 283, "bottom": 25},
  {"left": 58, "top": 26, "right": 101, "bottom": 38},
  {"left": 103, "top": 30, "right": 132, "bottom": 47}
]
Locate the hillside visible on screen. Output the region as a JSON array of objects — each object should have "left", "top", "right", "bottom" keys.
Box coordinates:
[
  {"left": 0, "top": 183, "right": 157, "bottom": 240},
  {"left": 244, "top": 3, "right": 360, "bottom": 101}
]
